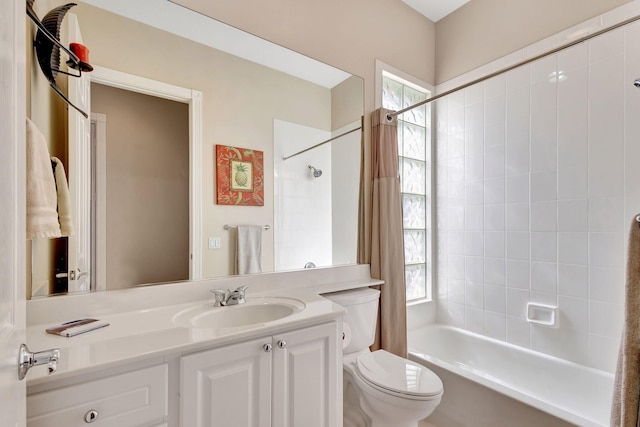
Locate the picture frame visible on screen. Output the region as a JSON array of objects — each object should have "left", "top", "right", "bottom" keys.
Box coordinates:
[
  {"left": 215, "top": 145, "right": 264, "bottom": 206},
  {"left": 229, "top": 159, "right": 253, "bottom": 192}
]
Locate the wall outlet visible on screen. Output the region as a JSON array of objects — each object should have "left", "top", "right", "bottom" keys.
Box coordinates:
[{"left": 208, "top": 237, "right": 221, "bottom": 249}]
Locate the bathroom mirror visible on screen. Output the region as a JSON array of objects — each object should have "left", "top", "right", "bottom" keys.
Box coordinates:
[{"left": 28, "top": 0, "right": 364, "bottom": 298}]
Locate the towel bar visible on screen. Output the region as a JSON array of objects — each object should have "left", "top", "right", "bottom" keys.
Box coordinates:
[{"left": 224, "top": 224, "right": 270, "bottom": 231}]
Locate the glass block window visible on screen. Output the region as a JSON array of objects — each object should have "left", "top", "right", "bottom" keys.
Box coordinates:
[{"left": 382, "top": 72, "right": 432, "bottom": 303}]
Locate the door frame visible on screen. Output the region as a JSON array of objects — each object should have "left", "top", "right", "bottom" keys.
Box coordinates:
[
  {"left": 89, "top": 66, "right": 203, "bottom": 281},
  {"left": 0, "top": 0, "right": 27, "bottom": 424}
]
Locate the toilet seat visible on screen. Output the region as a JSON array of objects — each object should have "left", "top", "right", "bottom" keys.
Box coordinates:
[{"left": 355, "top": 350, "right": 443, "bottom": 401}]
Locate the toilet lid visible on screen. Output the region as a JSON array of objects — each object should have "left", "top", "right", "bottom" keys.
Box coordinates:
[{"left": 356, "top": 350, "right": 443, "bottom": 398}]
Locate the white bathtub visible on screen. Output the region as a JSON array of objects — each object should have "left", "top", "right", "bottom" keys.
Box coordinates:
[{"left": 408, "top": 325, "right": 614, "bottom": 427}]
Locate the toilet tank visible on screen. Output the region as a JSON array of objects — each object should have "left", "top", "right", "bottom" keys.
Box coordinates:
[{"left": 324, "top": 288, "right": 380, "bottom": 354}]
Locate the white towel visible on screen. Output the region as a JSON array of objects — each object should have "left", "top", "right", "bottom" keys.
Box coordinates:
[
  {"left": 26, "top": 118, "right": 61, "bottom": 239},
  {"left": 51, "top": 157, "right": 74, "bottom": 237},
  {"left": 235, "top": 225, "right": 262, "bottom": 275}
]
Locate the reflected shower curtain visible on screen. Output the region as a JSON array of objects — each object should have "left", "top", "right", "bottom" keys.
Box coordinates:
[{"left": 370, "top": 108, "right": 407, "bottom": 358}]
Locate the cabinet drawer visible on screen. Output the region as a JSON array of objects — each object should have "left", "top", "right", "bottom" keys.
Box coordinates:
[{"left": 27, "top": 364, "right": 168, "bottom": 427}]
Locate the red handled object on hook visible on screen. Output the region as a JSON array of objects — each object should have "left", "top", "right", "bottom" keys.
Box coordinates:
[{"left": 27, "top": 0, "right": 90, "bottom": 118}]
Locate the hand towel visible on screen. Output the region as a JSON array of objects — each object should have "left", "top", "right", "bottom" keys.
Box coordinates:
[
  {"left": 611, "top": 215, "right": 640, "bottom": 427},
  {"left": 26, "top": 118, "right": 62, "bottom": 239},
  {"left": 51, "top": 157, "right": 74, "bottom": 236},
  {"left": 235, "top": 225, "right": 262, "bottom": 275}
]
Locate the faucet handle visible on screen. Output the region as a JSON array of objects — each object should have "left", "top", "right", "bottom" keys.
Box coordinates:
[
  {"left": 226, "top": 285, "right": 248, "bottom": 305},
  {"left": 234, "top": 285, "right": 249, "bottom": 294},
  {"left": 210, "top": 289, "right": 228, "bottom": 307}
]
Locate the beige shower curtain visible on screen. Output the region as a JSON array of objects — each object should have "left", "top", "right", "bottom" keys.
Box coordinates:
[
  {"left": 611, "top": 215, "right": 640, "bottom": 426},
  {"left": 369, "top": 108, "right": 407, "bottom": 358}
]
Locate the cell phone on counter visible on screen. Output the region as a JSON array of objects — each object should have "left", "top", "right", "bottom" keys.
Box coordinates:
[{"left": 45, "top": 318, "right": 109, "bottom": 337}]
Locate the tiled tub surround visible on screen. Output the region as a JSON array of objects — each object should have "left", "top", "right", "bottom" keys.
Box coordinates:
[{"left": 434, "top": 2, "right": 640, "bottom": 373}]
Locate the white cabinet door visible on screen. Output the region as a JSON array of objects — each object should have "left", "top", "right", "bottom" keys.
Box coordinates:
[
  {"left": 272, "top": 322, "right": 341, "bottom": 427},
  {"left": 181, "top": 337, "right": 272, "bottom": 427},
  {"left": 181, "top": 322, "right": 341, "bottom": 427}
]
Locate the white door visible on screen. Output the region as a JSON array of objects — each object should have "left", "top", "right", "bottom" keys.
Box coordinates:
[
  {"left": 272, "top": 322, "right": 341, "bottom": 427},
  {"left": 66, "top": 13, "right": 91, "bottom": 293},
  {"left": 181, "top": 337, "right": 272, "bottom": 427},
  {"left": 0, "top": 0, "right": 27, "bottom": 425}
]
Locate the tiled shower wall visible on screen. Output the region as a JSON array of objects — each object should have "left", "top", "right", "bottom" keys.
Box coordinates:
[{"left": 435, "top": 13, "right": 640, "bottom": 372}]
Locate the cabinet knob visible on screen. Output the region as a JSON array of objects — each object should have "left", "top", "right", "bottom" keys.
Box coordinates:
[
  {"left": 84, "top": 410, "right": 99, "bottom": 423},
  {"left": 263, "top": 343, "right": 272, "bottom": 352},
  {"left": 277, "top": 340, "right": 287, "bottom": 349}
]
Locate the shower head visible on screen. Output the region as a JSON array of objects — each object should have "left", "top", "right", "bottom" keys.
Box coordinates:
[
  {"left": 308, "top": 165, "right": 322, "bottom": 178},
  {"left": 635, "top": 78, "right": 640, "bottom": 88}
]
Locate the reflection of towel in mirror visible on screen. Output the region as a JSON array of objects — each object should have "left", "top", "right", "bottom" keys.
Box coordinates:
[
  {"left": 51, "top": 157, "right": 74, "bottom": 236},
  {"left": 235, "top": 225, "right": 262, "bottom": 275},
  {"left": 26, "top": 118, "right": 61, "bottom": 239}
]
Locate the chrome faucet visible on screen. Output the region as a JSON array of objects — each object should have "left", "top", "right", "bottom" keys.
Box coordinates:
[{"left": 210, "top": 285, "right": 249, "bottom": 307}]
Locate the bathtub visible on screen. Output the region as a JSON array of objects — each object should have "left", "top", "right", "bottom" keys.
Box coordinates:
[{"left": 408, "top": 325, "right": 614, "bottom": 427}]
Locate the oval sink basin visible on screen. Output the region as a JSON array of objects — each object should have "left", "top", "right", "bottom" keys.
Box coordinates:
[{"left": 173, "top": 297, "right": 306, "bottom": 330}]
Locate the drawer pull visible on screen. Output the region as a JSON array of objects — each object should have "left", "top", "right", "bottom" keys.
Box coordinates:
[{"left": 84, "top": 410, "right": 99, "bottom": 423}]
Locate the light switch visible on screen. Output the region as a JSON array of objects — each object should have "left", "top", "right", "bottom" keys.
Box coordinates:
[{"left": 208, "top": 237, "right": 221, "bottom": 249}]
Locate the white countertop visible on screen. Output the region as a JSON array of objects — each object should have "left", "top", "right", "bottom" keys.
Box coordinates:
[{"left": 26, "top": 265, "right": 382, "bottom": 386}]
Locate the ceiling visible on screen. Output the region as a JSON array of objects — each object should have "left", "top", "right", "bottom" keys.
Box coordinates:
[{"left": 402, "top": 0, "right": 471, "bottom": 22}]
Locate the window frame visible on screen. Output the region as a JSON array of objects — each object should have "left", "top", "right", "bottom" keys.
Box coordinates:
[{"left": 375, "top": 60, "right": 435, "bottom": 305}]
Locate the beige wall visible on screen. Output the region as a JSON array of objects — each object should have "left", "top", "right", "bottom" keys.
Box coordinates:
[
  {"left": 75, "top": 3, "right": 334, "bottom": 278},
  {"left": 435, "top": 0, "right": 633, "bottom": 84},
  {"left": 175, "top": 0, "right": 436, "bottom": 102},
  {"left": 28, "top": 0, "right": 435, "bottom": 287},
  {"left": 91, "top": 83, "right": 190, "bottom": 290},
  {"left": 332, "top": 76, "right": 364, "bottom": 131},
  {"left": 173, "top": 0, "right": 436, "bottom": 267}
]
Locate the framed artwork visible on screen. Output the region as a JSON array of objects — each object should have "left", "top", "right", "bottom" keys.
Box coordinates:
[{"left": 215, "top": 145, "right": 264, "bottom": 206}]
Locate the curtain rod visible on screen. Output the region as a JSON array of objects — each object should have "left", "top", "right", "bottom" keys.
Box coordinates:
[
  {"left": 282, "top": 125, "right": 362, "bottom": 160},
  {"left": 386, "top": 13, "right": 640, "bottom": 122}
]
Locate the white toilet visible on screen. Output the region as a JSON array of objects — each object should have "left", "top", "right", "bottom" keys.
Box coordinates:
[{"left": 325, "top": 288, "right": 443, "bottom": 427}]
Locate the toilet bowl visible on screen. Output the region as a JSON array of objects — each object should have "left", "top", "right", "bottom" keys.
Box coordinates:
[
  {"left": 324, "top": 288, "right": 443, "bottom": 427},
  {"left": 344, "top": 349, "right": 442, "bottom": 427}
]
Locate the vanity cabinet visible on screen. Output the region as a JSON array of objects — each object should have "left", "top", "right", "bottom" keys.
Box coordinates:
[
  {"left": 26, "top": 364, "right": 169, "bottom": 427},
  {"left": 181, "top": 322, "right": 341, "bottom": 427}
]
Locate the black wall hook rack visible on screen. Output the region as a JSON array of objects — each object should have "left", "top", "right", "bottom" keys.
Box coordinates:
[{"left": 26, "top": 0, "right": 89, "bottom": 118}]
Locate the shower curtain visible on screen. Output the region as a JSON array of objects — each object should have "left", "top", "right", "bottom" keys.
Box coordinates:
[
  {"left": 369, "top": 108, "right": 407, "bottom": 358},
  {"left": 611, "top": 215, "right": 640, "bottom": 426}
]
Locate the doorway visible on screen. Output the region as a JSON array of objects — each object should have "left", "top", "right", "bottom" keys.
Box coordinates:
[{"left": 91, "top": 83, "right": 190, "bottom": 290}]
